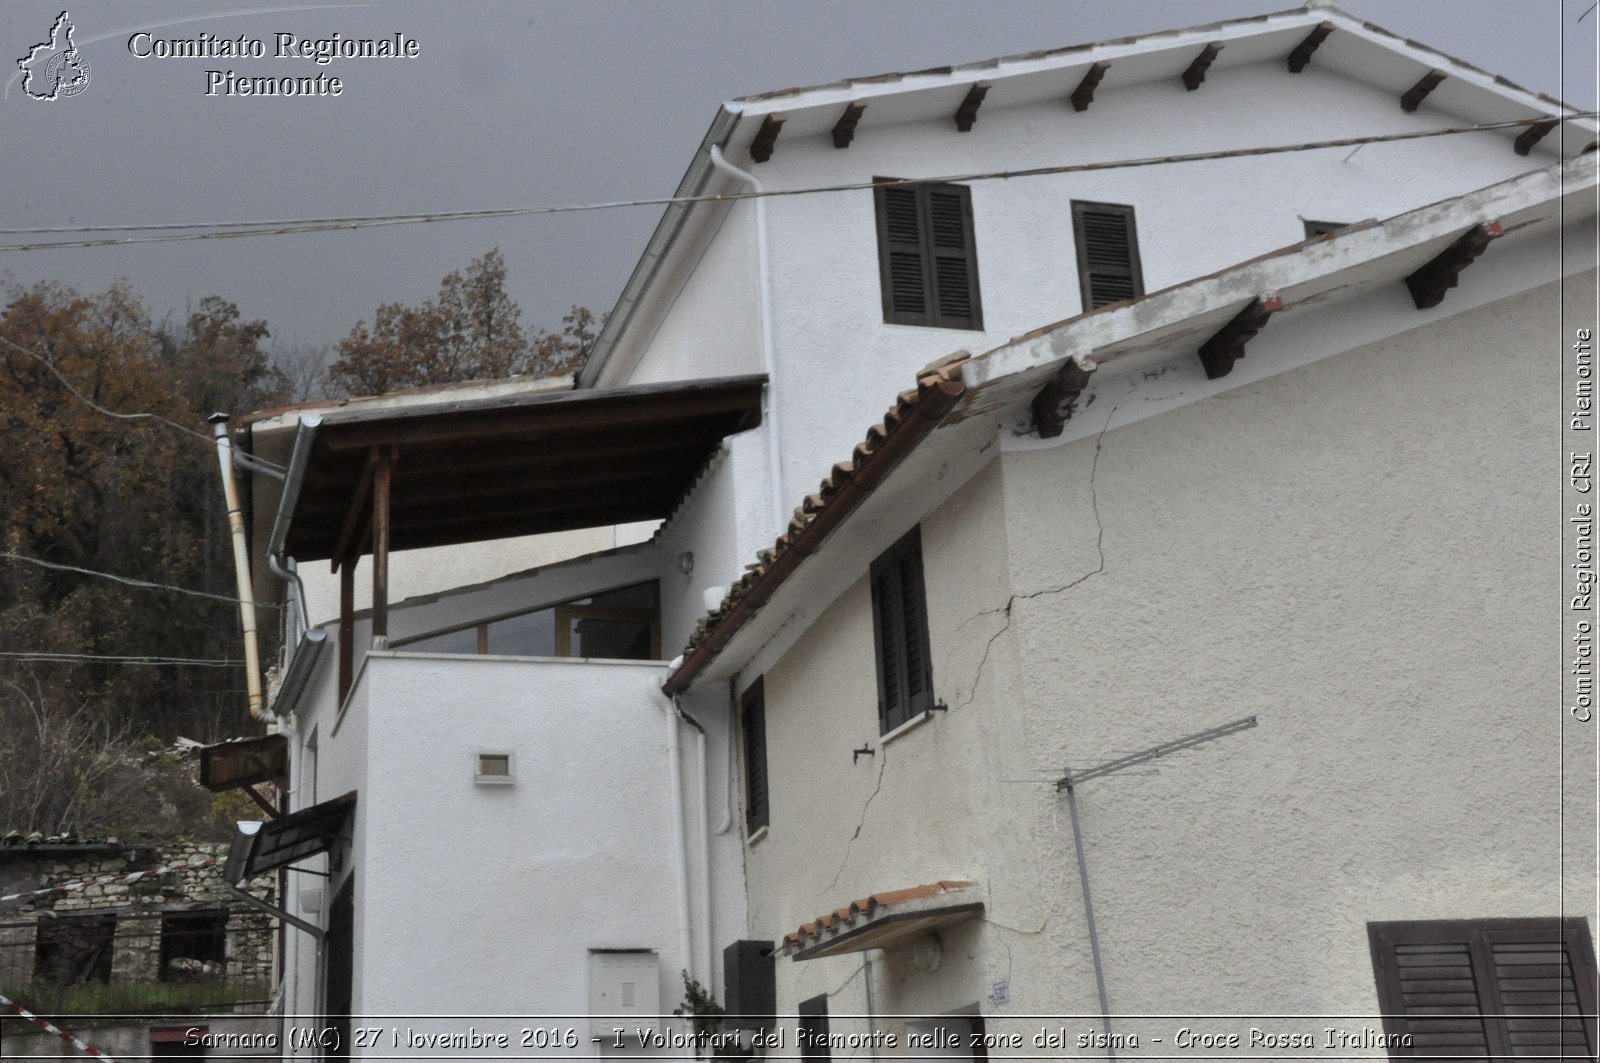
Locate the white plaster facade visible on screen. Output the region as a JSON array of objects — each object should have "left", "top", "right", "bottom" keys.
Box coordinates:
[{"left": 242, "top": 6, "right": 1597, "bottom": 1058}]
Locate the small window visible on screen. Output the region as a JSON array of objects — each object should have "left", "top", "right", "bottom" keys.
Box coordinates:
[
  {"left": 798, "top": 994, "right": 830, "bottom": 1062},
  {"left": 475, "top": 751, "right": 515, "bottom": 784},
  {"left": 870, "top": 528, "right": 934, "bottom": 734},
  {"left": 1303, "top": 219, "right": 1349, "bottom": 239},
  {"left": 35, "top": 913, "right": 117, "bottom": 985},
  {"left": 159, "top": 910, "right": 228, "bottom": 981},
  {"left": 874, "top": 180, "right": 983, "bottom": 330},
  {"left": 1072, "top": 200, "right": 1143, "bottom": 310},
  {"left": 741, "top": 679, "right": 769, "bottom": 835},
  {"left": 1368, "top": 918, "right": 1598, "bottom": 1059}
]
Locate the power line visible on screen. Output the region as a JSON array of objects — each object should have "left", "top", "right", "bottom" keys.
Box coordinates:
[
  {"left": 0, "top": 113, "right": 1593, "bottom": 253},
  {"left": 0, "top": 333, "right": 287, "bottom": 472},
  {"left": 0, "top": 652, "right": 242, "bottom": 668},
  {"left": 0, "top": 551, "right": 278, "bottom": 609}
]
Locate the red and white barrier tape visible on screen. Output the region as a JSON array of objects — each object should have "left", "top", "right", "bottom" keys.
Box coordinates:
[
  {"left": 0, "top": 856, "right": 217, "bottom": 906},
  {"left": 0, "top": 991, "right": 123, "bottom": 1062}
]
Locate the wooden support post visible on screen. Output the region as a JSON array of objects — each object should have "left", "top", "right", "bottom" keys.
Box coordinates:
[
  {"left": 338, "top": 557, "right": 354, "bottom": 704},
  {"left": 1198, "top": 294, "right": 1283, "bottom": 379},
  {"left": 1070, "top": 61, "right": 1110, "bottom": 112},
  {"left": 1400, "top": 70, "right": 1446, "bottom": 112},
  {"left": 954, "top": 81, "right": 989, "bottom": 132},
  {"left": 750, "top": 113, "right": 784, "bottom": 163},
  {"left": 1404, "top": 221, "right": 1502, "bottom": 310},
  {"left": 1513, "top": 118, "right": 1559, "bottom": 156},
  {"left": 832, "top": 101, "right": 866, "bottom": 148},
  {"left": 1181, "top": 43, "right": 1223, "bottom": 91},
  {"left": 1286, "top": 22, "right": 1334, "bottom": 73},
  {"left": 1031, "top": 359, "right": 1096, "bottom": 439},
  {"left": 370, "top": 446, "right": 395, "bottom": 645}
]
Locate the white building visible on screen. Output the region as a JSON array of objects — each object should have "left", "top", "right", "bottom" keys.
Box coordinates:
[{"left": 229, "top": 5, "right": 1595, "bottom": 1058}]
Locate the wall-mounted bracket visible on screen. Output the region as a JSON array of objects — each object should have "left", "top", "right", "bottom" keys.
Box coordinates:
[
  {"left": 1404, "top": 221, "right": 1502, "bottom": 310},
  {"left": 1198, "top": 294, "right": 1283, "bottom": 379}
]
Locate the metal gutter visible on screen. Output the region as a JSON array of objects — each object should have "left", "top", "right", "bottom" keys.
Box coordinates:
[
  {"left": 265, "top": 414, "right": 322, "bottom": 563},
  {"left": 273, "top": 628, "right": 329, "bottom": 719},
  {"left": 662, "top": 374, "right": 966, "bottom": 695},
  {"left": 577, "top": 105, "right": 744, "bottom": 389}
]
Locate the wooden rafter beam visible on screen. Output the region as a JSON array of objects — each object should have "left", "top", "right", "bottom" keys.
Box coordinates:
[
  {"left": 954, "top": 81, "right": 989, "bottom": 132},
  {"left": 1031, "top": 358, "right": 1097, "bottom": 439},
  {"left": 329, "top": 458, "right": 375, "bottom": 573},
  {"left": 1181, "top": 43, "right": 1224, "bottom": 91},
  {"left": 1070, "top": 61, "right": 1110, "bottom": 112},
  {"left": 1286, "top": 22, "right": 1335, "bottom": 73},
  {"left": 832, "top": 101, "right": 866, "bottom": 149},
  {"left": 1198, "top": 294, "right": 1283, "bottom": 379},
  {"left": 1404, "top": 221, "right": 1502, "bottom": 310},
  {"left": 244, "top": 785, "right": 280, "bottom": 820},
  {"left": 750, "top": 113, "right": 784, "bottom": 163},
  {"left": 1514, "top": 118, "right": 1559, "bottom": 156},
  {"left": 1400, "top": 69, "right": 1446, "bottom": 112}
]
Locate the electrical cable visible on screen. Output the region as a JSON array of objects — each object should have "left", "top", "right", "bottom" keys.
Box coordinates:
[
  {"left": 0, "top": 114, "right": 1592, "bottom": 253},
  {"left": 0, "top": 551, "right": 279, "bottom": 609},
  {"left": 0, "top": 652, "right": 242, "bottom": 668}
]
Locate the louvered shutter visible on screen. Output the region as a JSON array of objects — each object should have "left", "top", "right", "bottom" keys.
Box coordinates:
[
  {"left": 741, "top": 679, "right": 769, "bottom": 833},
  {"left": 874, "top": 182, "right": 983, "bottom": 329},
  {"left": 1072, "top": 201, "right": 1144, "bottom": 310},
  {"left": 1369, "top": 919, "right": 1598, "bottom": 1060},
  {"left": 871, "top": 528, "right": 934, "bottom": 733}
]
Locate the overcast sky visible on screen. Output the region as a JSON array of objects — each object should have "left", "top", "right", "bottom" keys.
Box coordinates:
[{"left": 3, "top": 0, "right": 1596, "bottom": 357}]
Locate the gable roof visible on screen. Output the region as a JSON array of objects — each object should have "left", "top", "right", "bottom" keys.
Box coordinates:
[
  {"left": 581, "top": 4, "right": 1594, "bottom": 389},
  {"left": 662, "top": 152, "right": 1598, "bottom": 694}
]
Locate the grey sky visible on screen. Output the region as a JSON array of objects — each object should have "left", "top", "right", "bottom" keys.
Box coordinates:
[{"left": 3, "top": 1, "right": 1595, "bottom": 355}]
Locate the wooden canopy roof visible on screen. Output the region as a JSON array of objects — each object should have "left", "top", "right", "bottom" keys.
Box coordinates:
[{"left": 277, "top": 374, "right": 765, "bottom": 564}]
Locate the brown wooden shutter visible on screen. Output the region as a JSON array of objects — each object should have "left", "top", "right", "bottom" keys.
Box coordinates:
[
  {"left": 1368, "top": 919, "right": 1598, "bottom": 1060},
  {"left": 875, "top": 181, "right": 983, "bottom": 330},
  {"left": 871, "top": 528, "right": 933, "bottom": 733},
  {"left": 741, "top": 679, "right": 769, "bottom": 833},
  {"left": 1072, "top": 201, "right": 1144, "bottom": 310}
]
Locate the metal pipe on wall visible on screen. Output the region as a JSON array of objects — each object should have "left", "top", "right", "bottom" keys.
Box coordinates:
[{"left": 208, "top": 414, "right": 266, "bottom": 720}]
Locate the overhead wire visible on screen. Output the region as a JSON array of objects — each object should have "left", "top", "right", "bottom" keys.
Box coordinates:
[
  {"left": 0, "top": 114, "right": 1594, "bottom": 253},
  {"left": 0, "top": 551, "right": 279, "bottom": 609},
  {"left": 0, "top": 652, "right": 243, "bottom": 668},
  {"left": 0, "top": 333, "right": 287, "bottom": 472}
]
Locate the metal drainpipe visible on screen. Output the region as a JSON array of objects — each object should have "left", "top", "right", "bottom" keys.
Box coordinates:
[
  {"left": 653, "top": 682, "right": 696, "bottom": 985},
  {"left": 1062, "top": 780, "right": 1116, "bottom": 1060},
  {"left": 673, "top": 699, "right": 716, "bottom": 986},
  {"left": 269, "top": 553, "right": 309, "bottom": 651},
  {"left": 707, "top": 145, "right": 787, "bottom": 536},
  {"left": 208, "top": 414, "right": 266, "bottom": 720}
]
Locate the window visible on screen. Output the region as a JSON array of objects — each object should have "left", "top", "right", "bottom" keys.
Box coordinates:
[
  {"left": 874, "top": 180, "right": 983, "bottom": 330},
  {"left": 798, "top": 994, "right": 830, "bottom": 1062},
  {"left": 159, "top": 910, "right": 227, "bottom": 980},
  {"left": 395, "top": 581, "right": 660, "bottom": 660},
  {"left": 474, "top": 751, "right": 515, "bottom": 785},
  {"left": 870, "top": 528, "right": 934, "bottom": 734},
  {"left": 741, "top": 679, "right": 769, "bottom": 835},
  {"left": 1072, "top": 201, "right": 1143, "bottom": 310},
  {"left": 1304, "top": 219, "right": 1350, "bottom": 238},
  {"left": 1368, "top": 918, "right": 1597, "bottom": 1059},
  {"left": 35, "top": 913, "right": 116, "bottom": 985}
]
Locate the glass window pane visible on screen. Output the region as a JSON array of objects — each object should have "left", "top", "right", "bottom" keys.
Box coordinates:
[
  {"left": 401, "top": 626, "right": 479, "bottom": 654},
  {"left": 568, "top": 617, "right": 653, "bottom": 660},
  {"left": 485, "top": 608, "right": 555, "bottom": 657}
]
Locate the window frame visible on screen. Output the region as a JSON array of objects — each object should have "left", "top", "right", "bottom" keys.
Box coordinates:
[
  {"left": 873, "top": 179, "right": 984, "bottom": 331},
  {"left": 741, "top": 678, "right": 769, "bottom": 835},
  {"left": 1071, "top": 200, "right": 1144, "bottom": 311},
  {"left": 1367, "top": 917, "right": 1598, "bottom": 1060},
  {"left": 869, "top": 527, "right": 935, "bottom": 735}
]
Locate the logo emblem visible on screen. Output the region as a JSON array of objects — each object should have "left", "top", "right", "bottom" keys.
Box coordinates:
[{"left": 18, "top": 11, "right": 90, "bottom": 100}]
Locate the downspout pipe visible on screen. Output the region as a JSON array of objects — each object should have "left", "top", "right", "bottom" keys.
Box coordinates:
[
  {"left": 673, "top": 698, "right": 716, "bottom": 987},
  {"left": 1061, "top": 779, "right": 1116, "bottom": 1060},
  {"left": 708, "top": 145, "right": 786, "bottom": 537},
  {"left": 652, "top": 681, "right": 696, "bottom": 986},
  {"left": 209, "top": 414, "right": 266, "bottom": 720}
]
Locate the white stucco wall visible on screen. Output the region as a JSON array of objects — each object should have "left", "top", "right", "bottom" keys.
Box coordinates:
[
  {"left": 738, "top": 270, "right": 1596, "bottom": 1048},
  {"left": 616, "top": 58, "right": 1559, "bottom": 535}
]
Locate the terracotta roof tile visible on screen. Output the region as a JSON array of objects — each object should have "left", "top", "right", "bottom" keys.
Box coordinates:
[{"left": 781, "top": 880, "right": 976, "bottom": 953}]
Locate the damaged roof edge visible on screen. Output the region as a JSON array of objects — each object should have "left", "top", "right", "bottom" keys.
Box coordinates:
[{"left": 662, "top": 362, "right": 967, "bottom": 696}]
